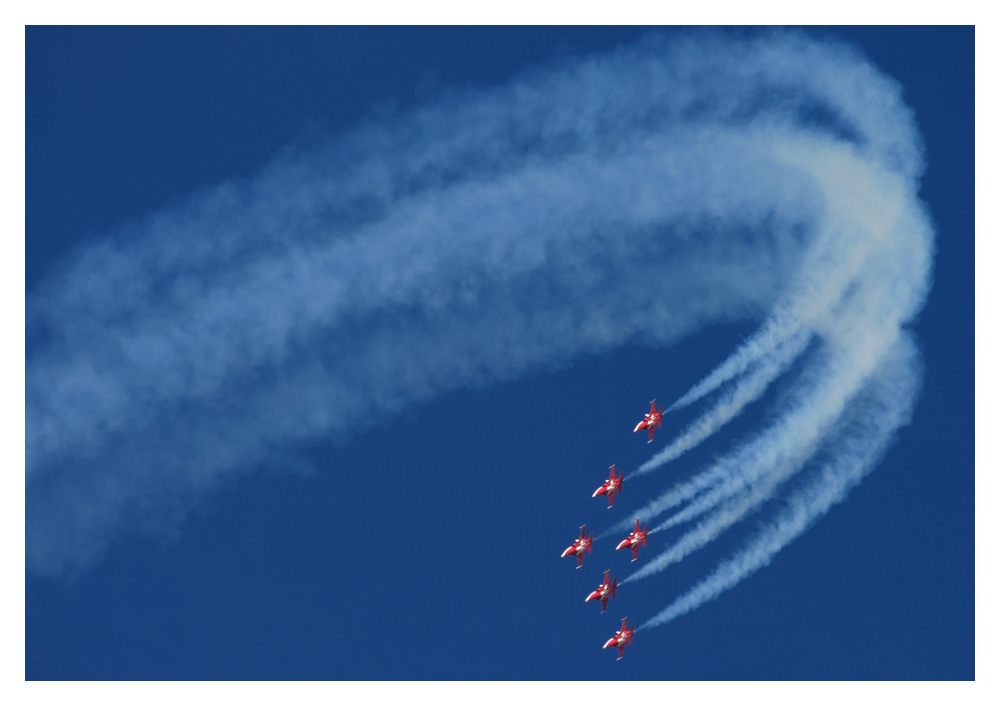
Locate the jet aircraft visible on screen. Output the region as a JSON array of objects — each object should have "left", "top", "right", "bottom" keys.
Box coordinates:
[
  {"left": 633, "top": 399, "right": 663, "bottom": 443},
  {"left": 561, "top": 525, "right": 594, "bottom": 568},
  {"left": 585, "top": 570, "right": 619, "bottom": 612},
  {"left": 593, "top": 465, "right": 623, "bottom": 508},
  {"left": 603, "top": 617, "right": 635, "bottom": 660},
  {"left": 616, "top": 519, "right": 649, "bottom": 562}
]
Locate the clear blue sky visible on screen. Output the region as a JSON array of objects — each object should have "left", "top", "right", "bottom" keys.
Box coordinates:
[{"left": 25, "top": 26, "right": 973, "bottom": 680}]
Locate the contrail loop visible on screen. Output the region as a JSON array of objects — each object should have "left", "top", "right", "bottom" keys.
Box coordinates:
[{"left": 26, "top": 32, "right": 933, "bottom": 588}]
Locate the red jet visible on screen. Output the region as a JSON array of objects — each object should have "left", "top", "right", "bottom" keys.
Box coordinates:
[
  {"left": 616, "top": 519, "right": 649, "bottom": 562},
  {"left": 585, "top": 570, "right": 619, "bottom": 612},
  {"left": 593, "top": 465, "right": 623, "bottom": 508},
  {"left": 633, "top": 399, "right": 663, "bottom": 443},
  {"left": 561, "top": 525, "right": 594, "bottom": 568},
  {"left": 603, "top": 617, "right": 635, "bottom": 660}
]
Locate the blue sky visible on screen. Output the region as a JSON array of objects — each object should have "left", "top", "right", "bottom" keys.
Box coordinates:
[{"left": 25, "top": 26, "right": 973, "bottom": 680}]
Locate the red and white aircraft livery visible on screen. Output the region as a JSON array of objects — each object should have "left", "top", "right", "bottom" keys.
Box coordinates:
[
  {"left": 561, "top": 525, "right": 594, "bottom": 568},
  {"left": 603, "top": 617, "right": 635, "bottom": 660},
  {"left": 585, "top": 570, "right": 619, "bottom": 612},
  {"left": 593, "top": 465, "right": 623, "bottom": 508},
  {"left": 616, "top": 519, "right": 649, "bottom": 562},
  {"left": 633, "top": 399, "right": 663, "bottom": 443}
]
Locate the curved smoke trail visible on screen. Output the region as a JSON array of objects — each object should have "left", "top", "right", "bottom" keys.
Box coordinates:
[
  {"left": 631, "top": 327, "right": 813, "bottom": 479},
  {"left": 26, "top": 27, "right": 932, "bottom": 613},
  {"left": 640, "top": 334, "right": 923, "bottom": 628}
]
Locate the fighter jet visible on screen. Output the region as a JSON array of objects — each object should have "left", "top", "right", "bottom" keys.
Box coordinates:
[
  {"left": 585, "top": 570, "right": 619, "bottom": 612},
  {"left": 633, "top": 399, "right": 663, "bottom": 443},
  {"left": 616, "top": 519, "right": 649, "bottom": 562},
  {"left": 593, "top": 465, "right": 623, "bottom": 508},
  {"left": 603, "top": 617, "right": 635, "bottom": 660},
  {"left": 561, "top": 525, "right": 594, "bottom": 568}
]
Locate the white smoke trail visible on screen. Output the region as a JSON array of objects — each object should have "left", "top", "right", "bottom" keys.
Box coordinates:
[
  {"left": 666, "top": 309, "right": 804, "bottom": 412},
  {"left": 628, "top": 477, "right": 793, "bottom": 584},
  {"left": 599, "top": 329, "right": 821, "bottom": 544},
  {"left": 633, "top": 327, "right": 813, "bottom": 478},
  {"left": 664, "top": 152, "right": 911, "bottom": 418},
  {"left": 627, "top": 330, "right": 903, "bottom": 582},
  {"left": 608, "top": 300, "right": 901, "bottom": 546},
  {"left": 654, "top": 330, "right": 897, "bottom": 536},
  {"left": 664, "top": 217, "right": 885, "bottom": 416},
  {"left": 607, "top": 127, "right": 932, "bottom": 544},
  {"left": 616, "top": 171, "right": 931, "bottom": 586},
  {"left": 26, "top": 31, "right": 932, "bottom": 582},
  {"left": 641, "top": 334, "right": 923, "bottom": 629}
]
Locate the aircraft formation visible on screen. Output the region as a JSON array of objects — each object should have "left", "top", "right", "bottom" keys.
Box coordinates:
[{"left": 560, "top": 400, "right": 658, "bottom": 660}]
